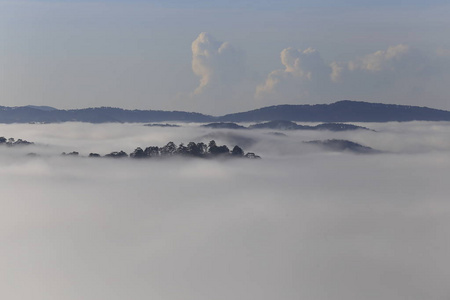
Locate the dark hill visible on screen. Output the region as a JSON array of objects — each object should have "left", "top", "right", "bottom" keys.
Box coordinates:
[
  {"left": 249, "top": 120, "right": 309, "bottom": 130},
  {"left": 1, "top": 100, "right": 450, "bottom": 123},
  {"left": 202, "top": 122, "right": 246, "bottom": 129},
  {"left": 248, "top": 120, "right": 371, "bottom": 131},
  {"left": 0, "top": 106, "right": 213, "bottom": 124},
  {"left": 313, "top": 123, "right": 372, "bottom": 131},
  {"left": 305, "top": 139, "right": 380, "bottom": 154},
  {"left": 219, "top": 100, "right": 450, "bottom": 122}
]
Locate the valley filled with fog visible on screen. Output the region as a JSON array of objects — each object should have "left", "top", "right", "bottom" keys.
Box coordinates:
[{"left": 1, "top": 121, "right": 449, "bottom": 300}]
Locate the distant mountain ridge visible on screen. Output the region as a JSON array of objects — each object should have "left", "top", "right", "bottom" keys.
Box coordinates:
[
  {"left": 0, "top": 106, "right": 212, "bottom": 124},
  {"left": 1, "top": 100, "right": 450, "bottom": 123},
  {"left": 219, "top": 100, "right": 450, "bottom": 122}
]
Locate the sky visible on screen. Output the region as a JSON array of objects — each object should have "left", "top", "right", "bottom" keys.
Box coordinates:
[
  {"left": 1, "top": 121, "right": 450, "bottom": 299},
  {"left": 1, "top": 0, "right": 450, "bottom": 114}
]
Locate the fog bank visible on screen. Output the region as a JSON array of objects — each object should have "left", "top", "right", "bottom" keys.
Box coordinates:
[{"left": 0, "top": 122, "right": 449, "bottom": 300}]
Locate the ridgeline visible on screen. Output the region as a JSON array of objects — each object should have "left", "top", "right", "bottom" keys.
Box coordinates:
[{"left": 1, "top": 100, "right": 450, "bottom": 123}]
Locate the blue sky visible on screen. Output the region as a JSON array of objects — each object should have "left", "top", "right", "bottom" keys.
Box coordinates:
[{"left": 1, "top": 0, "right": 449, "bottom": 114}]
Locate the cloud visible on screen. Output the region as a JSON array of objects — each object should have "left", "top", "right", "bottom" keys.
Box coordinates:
[
  {"left": 182, "top": 32, "right": 254, "bottom": 115},
  {"left": 331, "top": 44, "right": 429, "bottom": 81},
  {"left": 1, "top": 122, "right": 450, "bottom": 299},
  {"left": 436, "top": 47, "right": 450, "bottom": 57},
  {"left": 349, "top": 44, "right": 410, "bottom": 72},
  {"left": 255, "top": 47, "right": 331, "bottom": 101},
  {"left": 331, "top": 45, "right": 412, "bottom": 82},
  {"left": 191, "top": 32, "right": 245, "bottom": 95},
  {"left": 256, "top": 44, "right": 446, "bottom": 108}
]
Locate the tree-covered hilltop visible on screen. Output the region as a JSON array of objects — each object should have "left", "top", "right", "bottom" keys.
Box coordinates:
[
  {"left": 304, "top": 139, "right": 380, "bottom": 154},
  {"left": 248, "top": 120, "right": 372, "bottom": 131},
  {"left": 0, "top": 136, "right": 260, "bottom": 160},
  {"left": 83, "top": 140, "right": 261, "bottom": 159},
  {"left": 0, "top": 136, "right": 34, "bottom": 146},
  {"left": 201, "top": 121, "right": 373, "bottom": 131}
]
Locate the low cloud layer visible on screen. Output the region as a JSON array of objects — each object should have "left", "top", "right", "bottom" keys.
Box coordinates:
[{"left": 1, "top": 122, "right": 450, "bottom": 299}]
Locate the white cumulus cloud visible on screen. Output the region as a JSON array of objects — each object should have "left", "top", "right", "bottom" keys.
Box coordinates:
[
  {"left": 331, "top": 44, "right": 423, "bottom": 81},
  {"left": 256, "top": 44, "right": 445, "bottom": 108},
  {"left": 191, "top": 32, "right": 245, "bottom": 95},
  {"left": 255, "top": 47, "right": 331, "bottom": 101},
  {"left": 184, "top": 32, "right": 252, "bottom": 115}
]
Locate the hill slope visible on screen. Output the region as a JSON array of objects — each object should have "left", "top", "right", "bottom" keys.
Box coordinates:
[
  {"left": 218, "top": 100, "right": 450, "bottom": 122},
  {"left": 0, "top": 106, "right": 213, "bottom": 124},
  {"left": 1, "top": 100, "right": 450, "bottom": 123}
]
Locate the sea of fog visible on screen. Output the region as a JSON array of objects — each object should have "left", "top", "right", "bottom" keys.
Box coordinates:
[{"left": 1, "top": 122, "right": 449, "bottom": 300}]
